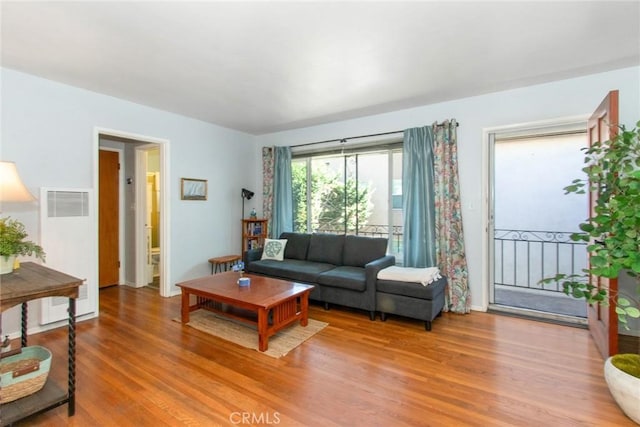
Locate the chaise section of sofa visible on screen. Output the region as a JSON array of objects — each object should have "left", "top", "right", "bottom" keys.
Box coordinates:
[
  {"left": 376, "top": 276, "right": 447, "bottom": 331},
  {"left": 244, "top": 232, "right": 395, "bottom": 319}
]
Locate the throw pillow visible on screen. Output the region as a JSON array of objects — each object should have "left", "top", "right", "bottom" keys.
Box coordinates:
[{"left": 261, "top": 239, "right": 288, "bottom": 261}]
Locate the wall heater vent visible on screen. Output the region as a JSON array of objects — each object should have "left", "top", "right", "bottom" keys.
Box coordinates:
[
  {"left": 47, "top": 191, "right": 89, "bottom": 217},
  {"left": 40, "top": 188, "right": 97, "bottom": 325}
]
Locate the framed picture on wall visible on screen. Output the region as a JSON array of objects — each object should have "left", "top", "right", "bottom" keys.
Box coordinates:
[{"left": 181, "top": 178, "right": 207, "bottom": 200}]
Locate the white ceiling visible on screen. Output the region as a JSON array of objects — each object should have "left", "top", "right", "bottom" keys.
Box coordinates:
[{"left": 2, "top": 1, "right": 639, "bottom": 135}]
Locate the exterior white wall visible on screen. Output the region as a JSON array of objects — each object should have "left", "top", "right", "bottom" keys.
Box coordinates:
[
  {"left": 0, "top": 68, "right": 256, "bottom": 335},
  {"left": 494, "top": 134, "right": 588, "bottom": 232},
  {"left": 256, "top": 66, "right": 640, "bottom": 312}
]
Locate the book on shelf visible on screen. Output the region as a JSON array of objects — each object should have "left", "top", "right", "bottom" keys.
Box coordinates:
[{"left": 247, "top": 239, "right": 262, "bottom": 250}]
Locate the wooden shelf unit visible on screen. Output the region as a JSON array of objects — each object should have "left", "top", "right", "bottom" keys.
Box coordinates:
[
  {"left": 0, "top": 262, "right": 82, "bottom": 425},
  {"left": 242, "top": 219, "right": 268, "bottom": 252}
]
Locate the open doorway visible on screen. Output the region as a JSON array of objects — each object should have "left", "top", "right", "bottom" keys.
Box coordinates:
[
  {"left": 486, "top": 119, "right": 589, "bottom": 324},
  {"left": 136, "top": 145, "right": 161, "bottom": 290},
  {"left": 96, "top": 129, "right": 170, "bottom": 297}
]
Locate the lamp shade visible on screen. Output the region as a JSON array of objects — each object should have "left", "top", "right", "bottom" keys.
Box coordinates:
[
  {"left": 241, "top": 188, "right": 254, "bottom": 200},
  {"left": 0, "top": 161, "right": 35, "bottom": 202}
]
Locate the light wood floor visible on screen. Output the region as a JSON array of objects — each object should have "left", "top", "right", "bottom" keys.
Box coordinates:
[{"left": 16, "top": 286, "right": 636, "bottom": 426}]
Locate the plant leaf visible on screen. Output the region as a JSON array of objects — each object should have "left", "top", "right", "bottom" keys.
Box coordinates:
[{"left": 625, "top": 307, "right": 640, "bottom": 318}]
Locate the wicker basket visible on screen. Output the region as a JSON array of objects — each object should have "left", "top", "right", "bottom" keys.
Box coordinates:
[{"left": 0, "top": 346, "right": 52, "bottom": 403}]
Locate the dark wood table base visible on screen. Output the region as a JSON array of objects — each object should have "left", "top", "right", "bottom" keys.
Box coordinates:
[{"left": 177, "top": 273, "right": 313, "bottom": 351}]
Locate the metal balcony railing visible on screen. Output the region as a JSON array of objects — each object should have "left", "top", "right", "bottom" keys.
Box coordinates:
[{"left": 494, "top": 229, "right": 587, "bottom": 293}]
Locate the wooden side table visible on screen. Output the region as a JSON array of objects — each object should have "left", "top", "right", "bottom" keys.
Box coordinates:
[
  {"left": 0, "top": 262, "right": 83, "bottom": 425},
  {"left": 207, "top": 255, "right": 241, "bottom": 274}
]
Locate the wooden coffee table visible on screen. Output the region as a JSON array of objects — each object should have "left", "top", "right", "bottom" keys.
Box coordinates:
[{"left": 176, "top": 272, "right": 314, "bottom": 351}]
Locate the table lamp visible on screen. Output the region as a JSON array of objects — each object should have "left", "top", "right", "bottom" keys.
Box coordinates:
[
  {"left": 0, "top": 161, "right": 35, "bottom": 205},
  {"left": 0, "top": 161, "right": 36, "bottom": 271}
]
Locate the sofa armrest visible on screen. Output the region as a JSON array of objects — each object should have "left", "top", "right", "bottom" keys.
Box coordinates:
[
  {"left": 244, "top": 249, "right": 263, "bottom": 265},
  {"left": 365, "top": 255, "right": 396, "bottom": 289}
]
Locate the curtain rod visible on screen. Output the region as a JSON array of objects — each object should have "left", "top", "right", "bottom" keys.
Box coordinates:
[{"left": 291, "top": 121, "right": 459, "bottom": 148}]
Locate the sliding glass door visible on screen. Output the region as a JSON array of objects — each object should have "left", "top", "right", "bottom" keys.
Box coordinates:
[{"left": 293, "top": 147, "right": 401, "bottom": 259}]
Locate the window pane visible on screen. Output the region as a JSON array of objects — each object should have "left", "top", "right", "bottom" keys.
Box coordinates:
[
  {"left": 292, "top": 159, "right": 308, "bottom": 232},
  {"left": 345, "top": 155, "right": 358, "bottom": 234},
  {"left": 311, "top": 156, "right": 345, "bottom": 233},
  {"left": 292, "top": 148, "right": 403, "bottom": 261},
  {"left": 391, "top": 151, "right": 403, "bottom": 258},
  {"left": 355, "top": 152, "right": 387, "bottom": 238}
]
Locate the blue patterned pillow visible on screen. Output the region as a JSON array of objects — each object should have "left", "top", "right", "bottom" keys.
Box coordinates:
[{"left": 261, "top": 239, "right": 288, "bottom": 261}]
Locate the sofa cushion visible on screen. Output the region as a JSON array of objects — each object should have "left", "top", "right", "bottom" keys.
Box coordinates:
[
  {"left": 261, "top": 239, "right": 287, "bottom": 261},
  {"left": 342, "top": 235, "right": 388, "bottom": 267},
  {"left": 307, "top": 233, "right": 345, "bottom": 265},
  {"left": 247, "top": 259, "right": 335, "bottom": 283},
  {"left": 316, "top": 266, "right": 367, "bottom": 292},
  {"left": 376, "top": 276, "right": 447, "bottom": 300},
  {"left": 279, "top": 232, "right": 311, "bottom": 260}
]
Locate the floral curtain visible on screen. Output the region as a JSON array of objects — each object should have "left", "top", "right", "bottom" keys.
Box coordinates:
[
  {"left": 432, "top": 119, "right": 470, "bottom": 313},
  {"left": 262, "top": 147, "right": 274, "bottom": 237}
]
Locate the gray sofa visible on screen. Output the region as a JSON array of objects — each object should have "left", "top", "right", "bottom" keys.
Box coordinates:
[{"left": 244, "top": 232, "right": 396, "bottom": 320}]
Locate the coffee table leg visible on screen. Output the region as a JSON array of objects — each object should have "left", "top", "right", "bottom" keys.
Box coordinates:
[
  {"left": 300, "top": 293, "right": 309, "bottom": 327},
  {"left": 181, "top": 290, "right": 190, "bottom": 323},
  {"left": 258, "top": 308, "right": 268, "bottom": 351}
]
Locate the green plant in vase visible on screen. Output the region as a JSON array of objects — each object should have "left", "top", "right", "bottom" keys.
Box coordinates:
[
  {"left": 541, "top": 121, "right": 640, "bottom": 424},
  {"left": 541, "top": 122, "right": 640, "bottom": 329},
  {"left": 0, "top": 217, "right": 45, "bottom": 273}
]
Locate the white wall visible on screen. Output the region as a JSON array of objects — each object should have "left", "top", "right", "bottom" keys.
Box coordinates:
[
  {"left": 0, "top": 68, "right": 256, "bottom": 334},
  {"left": 3, "top": 65, "right": 638, "bottom": 335},
  {"left": 255, "top": 66, "right": 640, "bottom": 312}
]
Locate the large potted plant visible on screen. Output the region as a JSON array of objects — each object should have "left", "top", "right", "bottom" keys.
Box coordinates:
[
  {"left": 542, "top": 121, "right": 640, "bottom": 423},
  {"left": 0, "top": 217, "right": 45, "bottom": 274}
]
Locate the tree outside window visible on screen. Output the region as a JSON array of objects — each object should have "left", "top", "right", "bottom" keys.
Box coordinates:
[{"left": 292, "top": 158, "right": 372, "bottom": 234}]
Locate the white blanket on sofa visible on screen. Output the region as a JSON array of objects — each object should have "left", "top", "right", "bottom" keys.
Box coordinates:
[{"left": 377, "top": 266, "right": 442, "bottom": 286}]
